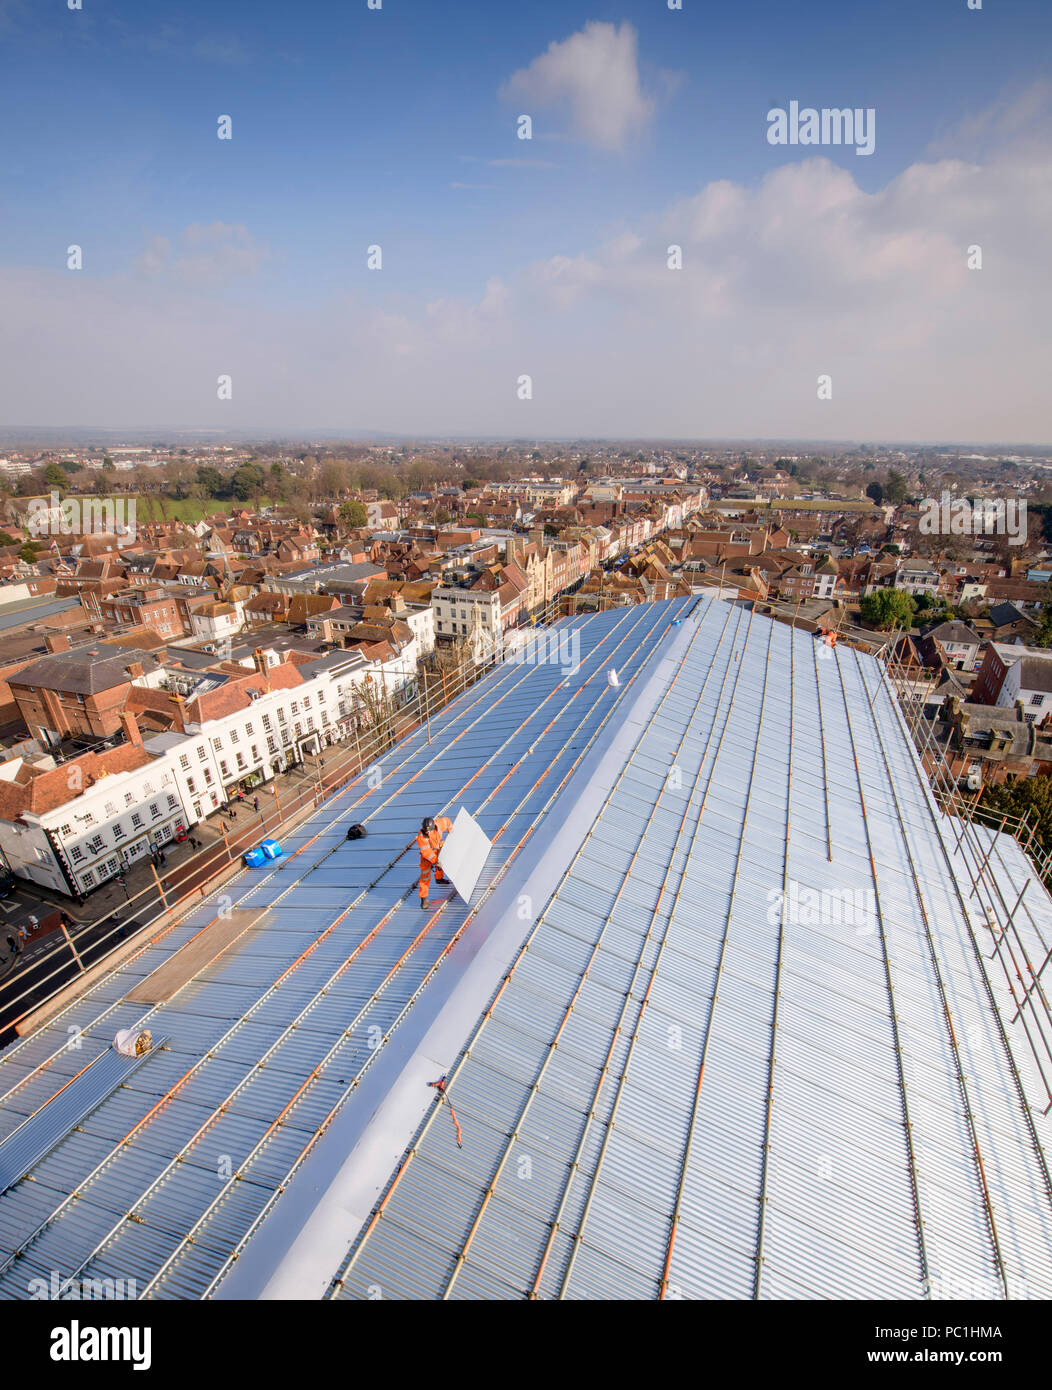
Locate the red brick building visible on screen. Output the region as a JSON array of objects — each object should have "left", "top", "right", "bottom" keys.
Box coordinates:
[
  {"left": 99, "top": 586, "right": 186, "bottom": 639},
  {"left": 8, "top": 644, "right": 159, "bottom": 745}
]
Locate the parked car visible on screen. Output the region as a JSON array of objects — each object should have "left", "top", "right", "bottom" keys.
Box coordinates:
[{"left": 0, "top": 871, "right": 16, "bottom": 899}]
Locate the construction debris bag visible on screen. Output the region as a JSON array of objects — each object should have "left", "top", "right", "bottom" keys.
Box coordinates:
[{"left": 113, "top": 1028, "right": 153, "bottom": 1058}]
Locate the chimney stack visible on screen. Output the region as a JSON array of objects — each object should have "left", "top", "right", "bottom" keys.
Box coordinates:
[
  {"left": 253, "top": 647, "right": 269, "bottom": 677},
  {"left": 127, "top": 661, "right": 144, "bottom": 681},
  {"left": 44, "top": 633, "right": 71, "bottom": 653},
  {"left": 120, "top": 711, "right": 143, "bottom": 747}
]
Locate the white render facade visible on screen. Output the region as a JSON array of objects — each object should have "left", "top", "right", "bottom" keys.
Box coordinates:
[
  {"left": 401, "top": 604, "right": 435, "bottom": 659},
  {"left": 813, "top": 567, "right": 837, "bottom": 600},
  {"left": 188, "top": 602, "right": 245, "bottom": 641},
  {"left": 432, "top": 586, "right": 500, "bottom": 640},
  {"left": 169, "top": 653, "right": 383, "bottom": 822},
  {"left": 0, "top": 756, "right": 186, "bottom": 898},
  {"left": 996, "top": 657, "right": 1052, "bottom": 723},
  {"left": 895, "top": 566, "right": 940, "bottom": 596}
]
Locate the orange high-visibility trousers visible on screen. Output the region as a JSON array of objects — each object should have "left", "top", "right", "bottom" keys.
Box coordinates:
[{"left": 418, "top": 859, "right": 447, "bottom": 903}]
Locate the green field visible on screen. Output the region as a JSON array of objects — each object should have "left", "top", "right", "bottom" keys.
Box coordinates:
[
  {"left": 714, "top": 498, "right": 882, "bottom": 513},
  {"left": 123, "top": 496, "right": 275, "bottom": 524}
]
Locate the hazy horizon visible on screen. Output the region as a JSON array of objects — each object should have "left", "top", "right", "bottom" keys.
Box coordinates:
[{"left": 3, "top": 430, "right": 1052, "bottom": 452}]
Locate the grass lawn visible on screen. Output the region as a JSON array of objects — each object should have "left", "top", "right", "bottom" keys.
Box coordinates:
[
  {"left": 714, "top": 498, "right": 882, "bottom": 513},
  {"left": 123, "top": 496, "right": 275, "bottom": 524}
]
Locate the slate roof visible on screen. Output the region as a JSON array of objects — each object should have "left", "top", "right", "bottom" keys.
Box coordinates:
[{"left": 10, "top": 645, "right": 159, "bottom": 695}]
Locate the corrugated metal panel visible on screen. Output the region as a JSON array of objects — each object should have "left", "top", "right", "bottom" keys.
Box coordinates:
[
  {"left": 0, "top": 1040, "right": 169, "bottom": 1195},
  {"left": 0, "top": 602, "right": 692, "bottom": 1298},
  {"left": 332, "top": 600, "right": 1052, "bottom": 1301}
]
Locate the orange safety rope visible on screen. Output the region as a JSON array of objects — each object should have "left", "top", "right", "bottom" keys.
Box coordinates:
[{"left": 428, "top": 1075, "right": 463, "bottom": 1148}]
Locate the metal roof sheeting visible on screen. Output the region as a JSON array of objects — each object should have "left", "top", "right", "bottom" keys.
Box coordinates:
[
  {"left": 0, "top": 599, "right": 692, "bottom": 1299},
  {"left": 4, "top": 593, "right": 1052, "bottom": 1301},
  {"left": 0, "top": 1040, "right": 168, "bottom": 1196},
  {"left": 331, "top": 600, "right": 1052, "bottom": 1301}
]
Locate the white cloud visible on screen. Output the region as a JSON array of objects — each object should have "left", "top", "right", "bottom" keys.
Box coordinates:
[
  {"left": 424, "top": 277, "right": 510, "bottom": 345},
  {"left": 928, "top": 79, "right": 1052, "bottom": 159},
  {"left": 135, "top": 234, "right": 171, "bottom": 277},
  {"left": 500, "top": 21, "right": 657, "bottom": 151},
  {"left": 135, "top": 223, "right": 268, "bottom": 285}
]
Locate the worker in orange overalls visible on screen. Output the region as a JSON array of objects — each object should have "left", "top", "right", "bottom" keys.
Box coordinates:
[{"left": 417, "top": 815, "right": 453, "bottom": 909}]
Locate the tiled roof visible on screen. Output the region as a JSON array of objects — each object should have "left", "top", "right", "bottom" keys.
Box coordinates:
[
  {"left": 11, "top": 645, "right": 159, "bottom": 695},
  {"left": 925, "top": 621, "right": 981, "bottom": 644},
  {"left": 0, "top": 742, "right": 154, "bottom": 819},
  {"left": 184, "top": 662, "right": 303, "bottom": 722},
  {"left": 1017, "top": 659, "right": 1052, "bottom": 693}
]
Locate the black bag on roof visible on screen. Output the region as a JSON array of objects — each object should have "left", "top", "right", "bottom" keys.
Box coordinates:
[{"left": 346, "top": 823, "right": 367, "bottom": 841}]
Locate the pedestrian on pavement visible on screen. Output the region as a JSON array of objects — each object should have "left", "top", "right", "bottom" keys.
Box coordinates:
[
  {"left": 26, "top": 913, "right": 38, "bottom": 935},
  {"left": 6, "top": 932, "right": 18, "bottom": 957},
  {"left": 253, "top": 796, "right": 260, "bottom": 812},
  {"left": 60, "top": 912, "right": 72, "bottom": 930},
  {"left": 160, "top": 852, "right": 167, "bottom": 868}
]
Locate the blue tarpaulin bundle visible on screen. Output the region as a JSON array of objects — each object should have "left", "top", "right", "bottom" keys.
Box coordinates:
[
  {"left": 260, "top": 839, "right": 282, "bottom": 859},
  {"left": 243, "top": 847, "right": 266, "bottom": 868}
]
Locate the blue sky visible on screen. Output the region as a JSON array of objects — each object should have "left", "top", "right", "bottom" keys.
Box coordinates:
[{"left": 2, "top": 0, "right": 1050, "bottom": 438}]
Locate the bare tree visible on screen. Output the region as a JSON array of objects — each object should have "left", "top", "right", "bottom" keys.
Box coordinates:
[{"left": 352, "top": 675, "right": 397, "bottom": 757}]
